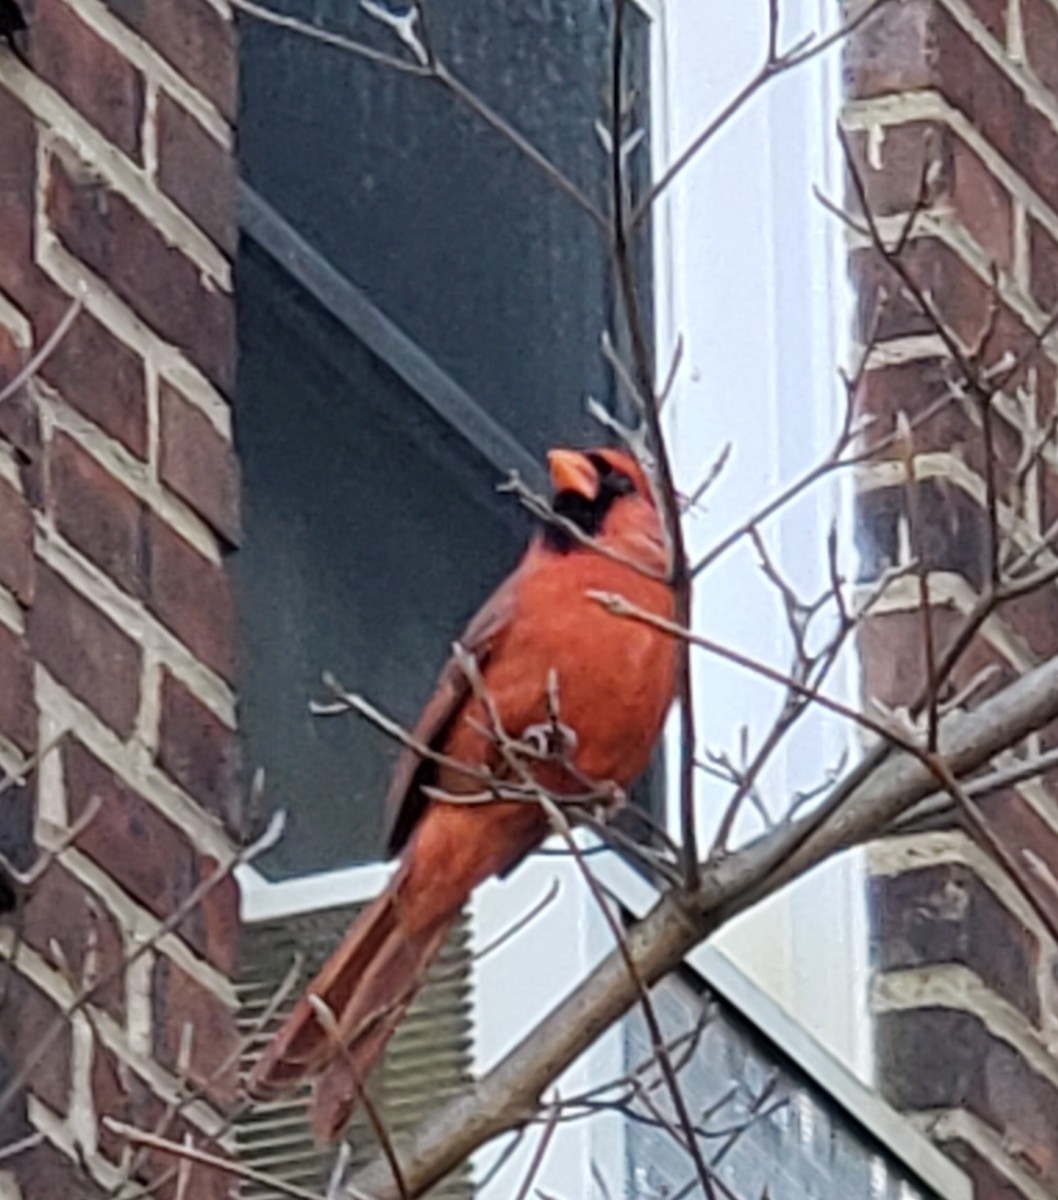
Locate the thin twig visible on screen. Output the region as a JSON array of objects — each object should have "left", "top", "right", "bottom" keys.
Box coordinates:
[
  {"left": 631, "top": 0, "right": 891, "bottom": 227},
  {"left": 0, "top": 292, "right": 84, "bottom": 405},
  {"left": 102, "top": 1120, "right": 340, "bottom": 1200}
]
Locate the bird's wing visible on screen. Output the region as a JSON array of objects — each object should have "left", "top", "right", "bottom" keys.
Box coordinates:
[{"left": 383, "top": 567, "right": 521, "bottom": 854}]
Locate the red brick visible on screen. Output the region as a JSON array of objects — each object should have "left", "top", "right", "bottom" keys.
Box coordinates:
[
  {"left": 147, "top": 514, "right": 235, "bottom": 681},
  {"left": 850, "top": 237, "right": 994, "bottom": 347},
  {"left": 46, "top": 146, "right": 235, "bottom": 393},
  {"left": 92, "top": 1039, "right": 161, "bottom": 1163},
  {"left": 157, "top": 671, "right": 240, "bottom": 834},
  {"left": 27, "top": 563, "right": 141, "bottom": 735},
  {"left": 93, "top": 1043, "right": 234, "bottom": 1198},
  {"left": 975, "top": 787, "right": 1058, "bottom": 937},
  {"left": 41, "top": 308, "right": 148, "bottom": 459},
  {"left": 25, "top": 0, "right": 144, "bottom": 160},
  {"left": 0, "top": 621, "right": 35, "bottom": 753},
  {"left": 1000, "top": 581, "right": 1058, "bottom": 660},
  {"left": 64, "top": 739, "right": 200, "bottom": 924},
  {"left": 948, "top": 134, "right": 1014, "bottom": 269},
  {"left": 3, "top": 1140, "right": 107, "bottom": 1198},
  {"left": 50, "top": 740, "right": 235, "bottom": 969},
  {"left": 0, "top": 322, "right": 22, "bottom": 400},
  {"left": 0, "top": 88, "right": 37, "bottom": 304},
  {"left": 104, "top": 0, "right": 236, "bottom": 123},
  {"left": 0, "top": 1078, "right": 34, "bottom": 1162},
  {"left": 964, "top": 0, "right": 1008, "bottom": 41},
  {"left": 859, "top": 357, "right": 1023, "bottom": 492},
  {"left": 0, "top": 475, "right": 34, "bottom": 604},
  {"left": 0, "top": 965, "right": 71, "bottom": 1115},
  {"left": 0, "top": 773, "right": 34, "bottom": 887},
  {"left": 935, "top": 9, "right": 1058, "bottom": 215},
  {"left": 1023, "top": 0, "right": 1058, "bottom": 97},
  {"left": 0, "top": 388, "right": 43, "bottom": 509},
  {"left": 1029, "top": 217, "right": 1058, "bottom": 316},
  {"left": 846, "top": 119, "right": 1015, "bottom": 269},
  {"left": 843, "top": 0, "right": 935, "bottom": 98},
  {"left": 878, "top": 1007, "right": 1058, "bottom": 1186},
  {"left": 153, "top": 956, "right": 239, "bottom": 1106},
  {"left": 857, "top": 478, "right": 999, "bottom": 589},
  {"left": 49, "top": 431, "right": 146, "bottom": 596},
  {"left": 195, "top": 859, "right": 239, "bottom": 976},
  {"left": 939, "top": 1139, "right": 1027, "bottom": 1200},
  {"left": 159, "top": 382, "right": 239, "bottom": 544},
  {"left": 19, "top": 862, "right": 124, "bottom": 1018},
  {"left": 870, "top": 863, "right": 1040, "bottom": 1021},
  {"left": 858, "top": 602, "right": 1018, "bottom": 708},
  {"left": 847, "top": 6, "right": 1058, "bottom": 216},
  {"left": 157, "top": 94, "right": 236, "bottom": 254},
  {"left": 0, "top": 326, "right": 42, "bottom": 508},
  {"left": 845, "top": 121, "right": 949, "bottom": 217}
]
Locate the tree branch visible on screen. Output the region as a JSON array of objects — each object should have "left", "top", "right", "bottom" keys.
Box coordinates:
[{"left": 347, "top": 650, "right": 1058, "bottom": 1197}]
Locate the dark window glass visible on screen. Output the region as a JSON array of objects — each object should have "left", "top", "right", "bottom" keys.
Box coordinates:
[{"left": 237, "top": 0, "right": 654, "bottom": 878}]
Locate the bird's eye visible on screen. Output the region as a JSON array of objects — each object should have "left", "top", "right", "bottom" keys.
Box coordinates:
[{"left": 587, "top": 453, "right": 613, "bottom": 477}]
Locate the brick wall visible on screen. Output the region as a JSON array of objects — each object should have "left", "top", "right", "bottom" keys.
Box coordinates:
[
  {"left": 846, "top": 1, "right": 1058, "bottom": 1196},
  {"left": 0, "top": 1, "right": 242, "bottom": 1196}
]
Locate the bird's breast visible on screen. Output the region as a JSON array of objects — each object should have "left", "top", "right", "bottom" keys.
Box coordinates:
[{"left": 441, "top": 554, "right": 676, "bottom": 793}]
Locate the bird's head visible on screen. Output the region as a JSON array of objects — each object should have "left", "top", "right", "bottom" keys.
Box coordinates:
[{"left": 542, "top": 447, "right": 664, "bottom": 563}]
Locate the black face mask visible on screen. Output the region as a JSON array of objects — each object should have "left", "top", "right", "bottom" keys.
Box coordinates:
[{"left": 542, "top": 456, "right": 635, "bottom": 552}]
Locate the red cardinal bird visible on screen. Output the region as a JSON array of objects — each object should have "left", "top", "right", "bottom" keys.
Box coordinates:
[{"left": 248, "top": 446, "right": 677, "bottom": 1140}]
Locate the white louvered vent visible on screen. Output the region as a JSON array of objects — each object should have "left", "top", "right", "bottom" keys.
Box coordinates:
[{"left": 236, "top": 901, "right": 474, "bottom": 1199}]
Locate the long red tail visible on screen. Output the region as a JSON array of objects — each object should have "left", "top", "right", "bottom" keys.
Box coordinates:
[{"left": 246, "top": 865, "right": 456, "bottom": 1142}]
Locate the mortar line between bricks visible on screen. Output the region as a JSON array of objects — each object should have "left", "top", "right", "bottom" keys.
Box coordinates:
[
  {"left": 857, "top": 453, "right": 1058, "bottom": 568},
  {"left": 67, "top": 1009, "right": 96, "bottom": 1153},
  {"left": 35, "top": 694, "right": 69, "bottom": 828},
  {"left": 1009, "top": 0, "right": 1027, "bottom": 61},
  {"left": 42, "top": 0, "right": 231, "bottom": 148},
  {"left": 0, "top": 584, "right": 26, "bottom": 635},
  {"left": 1013, "top": 197, "right": 1032, "bottom": 298},
  {"left": 124, "top": 945, "right": 154, "bottom": 1058},
  {"left": 924, "top": 1109, "right": 1056, "bottom": 1200},
  {"left": 52, "top": 851, "right": 235, "bottom": 1012},
  {"left": 844, "top": 209, "right": 1057, "bottom": 349},
  {"left": 0, "top": 291, "right": 33, "bottom": 346},
  {"left": 2, "top": 849, "right": 235, "bottom": 1010},
  {"left": 134, "top": 648, "right": 163, "bottom": 756},
  {"left": 201, "top": 0, "right": 232, "bottom": 22},
  {"left": 0, "top": 58, "right": 231, "bottom": 288},
  {"left": 40, "top": 238, "right": 232, "bottom": 427},
  {"left": 855, "top": 339, "right": 1058, "bottom": 481},
  {"left": 40, "top": 388, "right": 223, "bottom": 566},
  {"left": 36, "top": 672, "right": 236, "bottom": 869},
  {"left": 869, "top": 832, "right": 1058, "bottom": 955},
  {"left": 35, "top": 535, "right": 236, "bottom": 725},
  {"left": 1006, "top": 774, "right": 1058, "bottom": 843},
  {"left": 872, "top": 964, "right": 1058, "bottom": 1090},
  {"left": 859, "top": 333, "right": 952, "bottom": 366},
  {"left": 0, "top": 440, "right": 24, "bottom": 489},
  {"left": 843, "top": 91, "right": 1058, "bottom": 237},
  {"left": 142, "top": 77, "right": 160, "bottom": 183},
  {"left": 850, "top": 569, "right": 1038, "bottom": 672},
  {"left": 0, "top": 732, "right": 30, "bottom": 781},
  {"left": 941, "top": 0, "right": 1058, "bottom": 134},
  {"left": 0, "top": 931, "right": 234, "bottom": 1128},
  {"left": 23, "top": 1094, "right": 127, "bottom": 1192}
]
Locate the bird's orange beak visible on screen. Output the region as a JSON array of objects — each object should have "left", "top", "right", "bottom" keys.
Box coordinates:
[{"left": 548, "top": 449, "right": 599, "bottom": 500}]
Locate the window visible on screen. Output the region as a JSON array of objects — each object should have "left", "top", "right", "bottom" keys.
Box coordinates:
[{"left": 236, "top": 0, "right": 654, "bottom": 880}]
